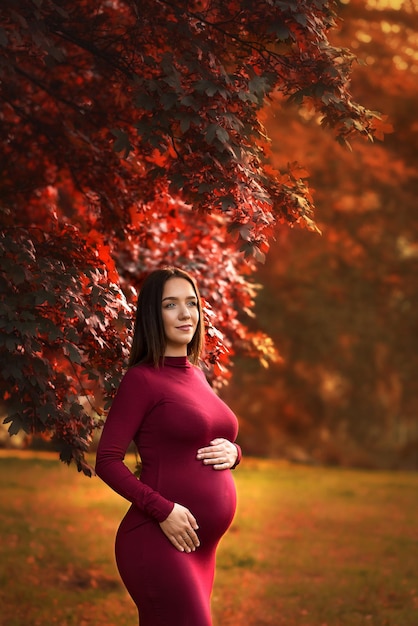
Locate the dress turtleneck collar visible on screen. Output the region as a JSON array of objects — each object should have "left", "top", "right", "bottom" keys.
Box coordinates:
[{"left": 161, "top": 355, "right": 191, "bottom": 369}]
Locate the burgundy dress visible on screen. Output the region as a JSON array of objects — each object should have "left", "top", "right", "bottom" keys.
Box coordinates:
[{"left": 95, "top": 356, "right": 241, "bottom": 626}]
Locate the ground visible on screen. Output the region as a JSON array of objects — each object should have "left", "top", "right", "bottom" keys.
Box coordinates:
[{"left": 0, "top": 452, "right": 417, "bottom": 626}]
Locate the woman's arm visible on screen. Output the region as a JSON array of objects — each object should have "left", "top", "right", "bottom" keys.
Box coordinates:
[{"left": 95, "top": 367, "right": 174, "bottom": 523}]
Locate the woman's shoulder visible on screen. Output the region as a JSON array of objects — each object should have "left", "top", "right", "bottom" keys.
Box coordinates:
[
  {"left": 126, "top": 361, "right": 156, "bottom": 377},
  {"left": 191, "top": 363, "right": 212, "bottom": 385},
  {"left": 119, "top": 362, "right": 155, "bottom": 387},
  {"left": 116, "top": 363, "right": 164, "bottom": 403}
]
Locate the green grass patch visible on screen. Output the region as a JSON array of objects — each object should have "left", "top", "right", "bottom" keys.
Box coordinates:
[{"left": 0, "top": 453, "right": 417, "bottom": 625}]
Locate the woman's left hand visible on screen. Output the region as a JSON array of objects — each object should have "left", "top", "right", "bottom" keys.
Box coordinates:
[{"left": 196, "top": 438, "right": 238, "bottom": 470}]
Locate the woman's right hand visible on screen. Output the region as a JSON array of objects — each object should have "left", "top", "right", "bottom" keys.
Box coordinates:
[{"left": 159, "top": 503, "right": 200, "bottom": 553}]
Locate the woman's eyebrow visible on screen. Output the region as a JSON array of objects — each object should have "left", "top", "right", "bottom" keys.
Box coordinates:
[{"left": 162, "top": 295, "right": 196, "bottom": 302}]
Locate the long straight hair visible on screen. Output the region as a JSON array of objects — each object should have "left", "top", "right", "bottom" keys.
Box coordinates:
[{"left": 128, "top": 267, "right": 205, "bottom": 367}]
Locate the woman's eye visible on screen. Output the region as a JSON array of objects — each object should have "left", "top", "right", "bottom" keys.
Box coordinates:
[{"left": 188, "top": 301, "right": 197, "bottom": 307}]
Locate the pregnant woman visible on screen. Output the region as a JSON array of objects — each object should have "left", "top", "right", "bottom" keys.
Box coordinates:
[{"left": 95, "top": 267, "right": 242, "bottom": 626}]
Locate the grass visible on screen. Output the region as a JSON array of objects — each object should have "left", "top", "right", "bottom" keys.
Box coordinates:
[{"left": 0, "top": 452, "right": 417, "bottom": 626}]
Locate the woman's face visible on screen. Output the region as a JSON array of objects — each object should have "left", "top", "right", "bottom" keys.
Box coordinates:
[{"left": 161, "top": 277, "right": 200, "bottom": 356}]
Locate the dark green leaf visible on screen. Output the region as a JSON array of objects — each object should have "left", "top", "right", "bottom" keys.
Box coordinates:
[
  {"left": 63, "top": 342, "right": 82, "bottom": 364},
  {"left": 110, "top": 128, "right": 132, "bottom": 158}
]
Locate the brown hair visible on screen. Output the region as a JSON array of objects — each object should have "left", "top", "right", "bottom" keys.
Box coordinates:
[{"left": 128, "top": 267, "right": 204, "bottom": 367}]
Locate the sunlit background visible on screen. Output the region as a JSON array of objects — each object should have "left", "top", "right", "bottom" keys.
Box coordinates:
[
  {"left": 1, "top": 2, "right": 417, "bottom": 624},
  {"left": 222, "top": 0, "right": 418, "bottom": 470},
  {"left": 1, "top": 0, "right": 417, "bottom": 471}
]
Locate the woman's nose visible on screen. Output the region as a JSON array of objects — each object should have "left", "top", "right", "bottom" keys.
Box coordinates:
[{"left": 179, "top": 304, "right": 191, "bottom": 319}]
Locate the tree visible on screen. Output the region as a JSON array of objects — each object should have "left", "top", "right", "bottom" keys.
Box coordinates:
[
  {"left": 222, "top": 0, "right": 418, "bottom": 467},
  {"left": 0, "top": 0, "right": 385, "bottom": 473}
]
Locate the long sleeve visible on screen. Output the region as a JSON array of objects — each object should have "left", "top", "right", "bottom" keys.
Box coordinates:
[
  {"left": 231, "top": 443, "right": 242, "bottom": 469},
  {"left": 95, "top": 366, "right": 174, "bottom": 523}
]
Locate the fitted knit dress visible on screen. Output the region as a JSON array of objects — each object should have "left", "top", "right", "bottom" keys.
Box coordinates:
[{"left": 95, "top": 356, "right": 241, "bottom": 626}]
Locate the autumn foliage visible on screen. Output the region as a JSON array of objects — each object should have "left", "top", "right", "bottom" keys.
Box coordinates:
[
  {"left": 0, "top": 0, "right": 387, "bottom": 473},
  {"left": 223, "top": 0, "right": 418, "bottom": 468}
]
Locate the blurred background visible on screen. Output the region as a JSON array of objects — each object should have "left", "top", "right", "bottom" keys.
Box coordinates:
[
  {"left": 1, "top": 2, "right": 418, "bottom": 624},
  {"left": 222, "top": 0, "right": 418, "bottom": 470},
  {"left": 1, "top": 0, "right": 417, "bottom": 471}
]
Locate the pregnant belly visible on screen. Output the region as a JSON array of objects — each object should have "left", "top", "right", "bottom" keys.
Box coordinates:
[
  {"left": 190, "top": 467, "right": 237, "bottom": 542},
  {"left": 145, "top": 462, "right": 237, "bottom": 545}
]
